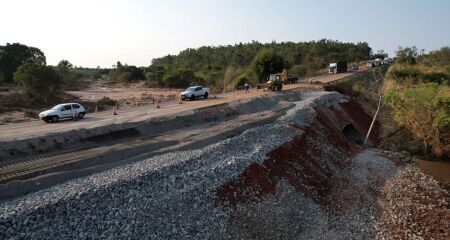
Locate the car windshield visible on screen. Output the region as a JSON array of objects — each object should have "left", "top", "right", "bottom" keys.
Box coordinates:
[
  {"left": 51, "top": 104, "right": 65, "bottom": 110},
  {"left": 185, "top": 87, "right": 197, "bottom": 91}
]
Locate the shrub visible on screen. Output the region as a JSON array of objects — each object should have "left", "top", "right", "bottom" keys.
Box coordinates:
[
  {"left": 388, "top": 68, "right": 422, "bottom": 80},
  {"left": 384, "top": 83, "right": 449, "bottom": 157},
  {"left": 190, "top": 76, "right": 207, "bottom": 86},
  {"left": 118, "top": 72, "right": 133, "bottom": 83},
  {"left": 14, "top": 63, "right": 62, "bottom": 104},
  {"left": 422, "top": 72, "right": 450, "bottom": 85},
  {"left": 97, "top": 96, "right": 117, "bottom": 106}
]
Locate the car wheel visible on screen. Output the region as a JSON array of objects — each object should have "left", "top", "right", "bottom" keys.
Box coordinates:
[
  {"left": 78, "top": 112, "right": 85, "bottom": 119},
  {"left": 204, "top": 92, "right": 208, "bottom": 99},
  {"left": 190, "top": 95, "right": 195, "bottom": 101},
  {"left": 51, "top": 115, "right": 59, "bottom": 123}
]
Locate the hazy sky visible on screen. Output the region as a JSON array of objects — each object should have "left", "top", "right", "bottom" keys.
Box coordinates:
[{"left": 1, "top": 0, "right": 449, "bottom": 68}]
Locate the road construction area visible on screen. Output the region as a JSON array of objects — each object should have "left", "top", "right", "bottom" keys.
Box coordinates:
[
  {"left": 0, "top": 83, "right": 319, "bottom": 142},
  {"left": 1, "top": 88, "right": 448, "bottom": 239},
  {"left": 2, "top": 69, "right": 447, "bottom": 239},
  {"left": 0, "top": 72, "right": 355, "bottom": 190},
  {"left": 0, "top": 72, "right": 357, "bottom": 141}
]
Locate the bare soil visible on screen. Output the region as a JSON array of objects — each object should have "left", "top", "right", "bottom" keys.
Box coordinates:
[{"left": 1, "top": 69, "right": 354, "bottom": 126}]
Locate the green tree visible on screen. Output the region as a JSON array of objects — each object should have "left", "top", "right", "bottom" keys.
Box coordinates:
[
  {"left": 118, "top": 72, "right": 133, "bottom": 83},
  {"left": 56, "top": 59, "right": 77, "bottom": 88},
  {"left": 251, "top": 48, "right": 285, "bottom": 82},
  {"left": 57, "top": 59, "right": 73, "bottom": 69},
  {"left": 0, "top": 43, "right": 46, "bottom": 82},
  {"left": 116, "top": 65, "right": 145, "bottom": 82},
  {"left": 396, "top": 46, "right": 418, "bottom": 64},
  {"left": 163, "top": 69, "right": 196, "bottom": 88},
  {"left": 373, "top": 50, "right": 388, "bottom": 60},
  {"left": 14, "top": 63, "right": 62, "bottom": 103}
]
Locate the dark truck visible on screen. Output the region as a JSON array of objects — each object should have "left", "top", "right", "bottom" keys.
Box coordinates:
[{"left": 329, "top": 61, "right": 347, "bottom": 74}]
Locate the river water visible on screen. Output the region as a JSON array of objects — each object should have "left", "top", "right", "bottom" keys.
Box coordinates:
[{"left": 417, "top": 160, "right": 450, "bottom": 183}]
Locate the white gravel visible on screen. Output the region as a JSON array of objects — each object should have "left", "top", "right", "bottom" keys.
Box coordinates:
[{"left": 0, "top": 91, "right": 389, "bottom": 239}]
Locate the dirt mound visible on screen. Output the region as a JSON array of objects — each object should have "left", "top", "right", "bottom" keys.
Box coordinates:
[{"left": 216, "top": 100, "right": 374, "bottom": 206}]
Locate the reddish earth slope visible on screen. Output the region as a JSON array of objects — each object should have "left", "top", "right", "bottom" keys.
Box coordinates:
[{"left": 216, "top": 100, "right": 375, "bottom": 206}]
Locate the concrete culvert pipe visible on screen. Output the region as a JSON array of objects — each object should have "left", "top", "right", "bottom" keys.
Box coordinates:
[{"left": 342, "top": 123, "right": 363, "bottom": 144}]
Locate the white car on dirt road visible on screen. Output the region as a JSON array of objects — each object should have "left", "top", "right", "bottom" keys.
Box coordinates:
[
  {"left": 39, "top": 103, "right": 86, "bottom": 123},
  {"left": 180, "top": 86, "right": 209, "bottom": 100}
]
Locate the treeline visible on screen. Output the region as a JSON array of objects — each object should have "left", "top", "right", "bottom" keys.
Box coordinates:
[
  {"left": 82, "top": 39, "right": 373, "bottom": 91},
  {"left": 384, "top": 47, "right": 450, "bottom": 159},
  {"left": 1, "top": 40, "right": 373, "bottom": 96},
  {"left": 146, "top": 39, "right": 372, "bottom": 90}
]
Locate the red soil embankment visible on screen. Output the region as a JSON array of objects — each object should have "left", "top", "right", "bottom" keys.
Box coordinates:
[{"left": 216, "top": 100, "right": 375, "bottom": 206}]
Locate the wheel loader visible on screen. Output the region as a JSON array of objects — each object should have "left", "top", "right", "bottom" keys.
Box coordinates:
[{"left": 265, "top": 70, "right": 287, "bottom": 91}]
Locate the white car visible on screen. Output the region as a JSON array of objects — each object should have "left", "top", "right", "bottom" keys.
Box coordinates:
[
  {"left": 39, "top": 103, "right": 86, "bottom": 123},
  {"left": 180, "top": 86, "right": 209, "bottom": 100}
]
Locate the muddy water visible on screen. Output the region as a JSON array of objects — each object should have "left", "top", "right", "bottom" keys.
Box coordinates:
[{"left": 417, "top": 160, "right": 450, "bottom": 183}]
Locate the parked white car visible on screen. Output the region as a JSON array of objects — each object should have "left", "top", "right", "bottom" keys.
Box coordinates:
[
  {"left": 39, "top": 103, "right": 86, "bottom": 123},
  {"left": 180, "top": 86, "right": 209, "bottom": 100}
]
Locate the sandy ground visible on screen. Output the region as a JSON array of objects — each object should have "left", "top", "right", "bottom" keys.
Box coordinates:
[
  {"left": 0, "top": 82, "right": 322, "bottom": 141},
  {"left": 0, "top": 70, "right": 359, "bottom": 150},
  {"left": 67, "top": 72, "right": 356, "bottom": 103},
  {"left": 0, "top": 72, "right": 355, "bottom": 125},
  {"left": 67, "top": 87, "right": 180, "bottom": 102}
]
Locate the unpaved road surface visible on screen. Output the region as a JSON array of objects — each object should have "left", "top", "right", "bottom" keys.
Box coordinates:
[
  {"left": 0, "top": 71, "right": 358, "bottom": 141},
  {"left": 0, "top": 82, "right": 321, "bottom": 141}
]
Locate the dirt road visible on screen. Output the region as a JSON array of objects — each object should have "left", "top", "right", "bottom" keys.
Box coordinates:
[
  {"left": 0, "top": 73, "right": 355, "bottom": 141},
  {"left": 0, "top": 84, "right": 314, "bottom": 141}
]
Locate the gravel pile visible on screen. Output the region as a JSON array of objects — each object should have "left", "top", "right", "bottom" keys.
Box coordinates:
[
  {"left": 1, "top": 91, "right": 345, "bottom": 239},
  {"left": 4, "top": 90, "right": 443, "bottom": 240},
  {"left": 3, "top": 90, "right": 445, "bottom": 240},
  {"left": 375, "top": 166, "right": 450, "bottom": 239},
  {"left": 219, "top": 148, "right": 401, "bottom": 240}
]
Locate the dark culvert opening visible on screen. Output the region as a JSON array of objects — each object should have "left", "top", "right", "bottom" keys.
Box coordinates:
[{"left": 342, "top": 124, "right": 363, "bottom": 145}]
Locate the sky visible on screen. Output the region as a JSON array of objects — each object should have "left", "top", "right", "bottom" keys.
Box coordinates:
[{"left": 1, "top": 0, "right": 449, "bottom": 68}]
